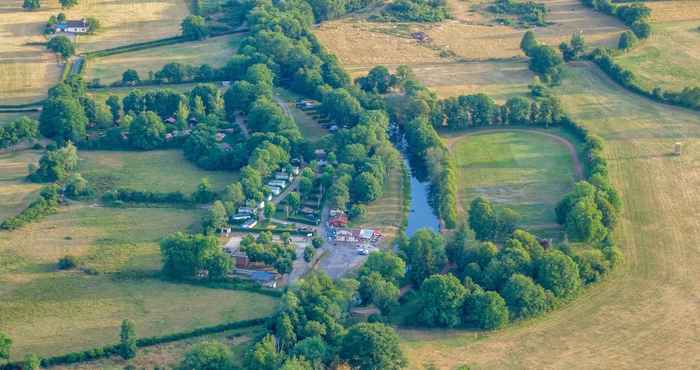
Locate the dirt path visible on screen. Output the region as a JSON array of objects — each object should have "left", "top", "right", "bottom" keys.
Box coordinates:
[{"left": 445, "top": 127, "right": 584, "bottom": 179}]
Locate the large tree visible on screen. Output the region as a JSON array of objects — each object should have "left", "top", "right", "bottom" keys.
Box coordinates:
[
  {"left": 535, "top": 250, "right": 581, "bottom": 299},
  {"left": 501, "top": 273, "right": 549, "bottom": 320},
  {"left": 468, "top": 197, "right": 498, "bottom": 241},
  {"left": 464, "top": 289, "right": 509, "bottom": 330},
  {"left": 400, "top": 228, "right": 447, "bottom": 285},
  {"left": 59, "top": 0, "right": 78, "bottom": 8},
  {"left": 340, "top": 322, "right": 407, "bottom": 370},
  {"left": 23, "top": 0, "right": 41, "bottom": 10},
  {"left": 39, "top": 96, "right": 87, "bottom": 143},
  {"left": 181, "top": 15, "right": 210, "bottom": 40},
  {"left": 160, "top": 232, "right": 221, "bottom": 279},
  {"left": 47, "top": 36, "right": 75, "bottom": 58},
  {"left": 128, "top": 111, "right": 166, "bottom": 150},
  {"left": 418, "top": 274, "right": 467, "bottom": 328}
]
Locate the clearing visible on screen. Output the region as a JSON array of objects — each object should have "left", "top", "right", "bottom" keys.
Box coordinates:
[
  {"left": 399, "top": 63, "right": 700, "bottom": 369},
  {"left": 0, "top": 0, "right": 189, "bottom": 105},
  {"left": 78, "top": 149, "right": 239, "bottom": 194},
  {"left": 0, "top": 204, "right": 278, "bottom": 359},
  {"left": 351, "top": 162, "right": 406, "bottom": 241},
  {"left": 0, "top": 150, "right": 42, "bottom": 222},
  {"left": 446, "top": 129, "right": 581, "bottom": 238},
  {"left": 85, "top": 34, "right": 242, "bottom": 86},
  {"left": 614, "top": 1, "right": 700, "bottom": 91}
]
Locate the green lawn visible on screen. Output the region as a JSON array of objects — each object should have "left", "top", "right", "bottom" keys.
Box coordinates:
[
  {"left": 447, "top": 129, "right": 581, "bottom": 238},
  {"left": 0, "top": 204, "right": 278, "bottom": 359},
  {"left": 78, "top": 150, "right": 239, "bottom": 194},
  {"left": 85, "top": 34, "right": 242, "bottom": 86},
  {"left": 615, "top": 21, "right": 700, "bottom": 91},
  {"left": 350, "top": 161, "right": 406, "bottom": 241},
  {"left": 0, "top": 150, "right": 42, "bottom": 222},
  {"left": 274, "top": 88, "right": 329, "bottom": 142}
]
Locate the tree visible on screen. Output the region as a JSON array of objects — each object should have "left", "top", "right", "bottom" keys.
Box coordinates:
[
  {"left": 47, "top": 35, "right": 74, "bottom": 58},
  {"left": 23, "top": 353, "right": 41, "bottom": 370},
  {"left": 359, "top": 66, "right": 393, "bottom": 93},
  {"left": 464, "top": 289, "right": 509, "bottom": 330},
  {"left": 122, "top": 69, "right": 141, "bottom": 85},
  {"left": 177, "top": 341, "right": 234, "bottom": 370},
  {"left": 535, "top": 250, "right": 581, "bottom": 299},
  {"left": 59, "top": 0, "right": 78, "bottom": 8},
  {"left": 181, "top": 15, "right": 209, "bottom": 40},
  {"left": 246, "top": 334, "right": 283, "bottom": 370},
  {"left": 0, "top": 332, "right": 11, "bottom": 360},
  {"left": 86, "top": 17, "right": 100, "bottom": 33},
  {"left": 129, "top": 111, "right": 165, "bottom": 149},
  {"left": 618, "top": 31, "right": 638, "bottom": 51},
  {"left": 29, "top": 142, "right": 79, "bottom": 182},
  {"left": 160, "top": 232, "right": 220, "bottom": 278},
  {"left": 64, "top": 173, "right": 90, "bottom": 198},
  {"left": 418, "top": 274, "right": 467, "bottom": 328},
  {"left": 106, "top": 95, "right": 121, "bottom": 123},
  {"left": 39, "top": 96, "right": 87, "bottom": 143},
  {"left": 203, "top": 200, "right": 228, "bottom": 231},
  {"left": 360, "top": 250, "right": 406, "bottom": 285},
  {"left": 280, "top": 357, "right": 314, "bottom": 370},
  {"left": 400, "top": 229, "right": 447, "bottom": 285},
  {"left": 292, "top": 337, "right": 328, "bottom": 367},
  {"left": 286, "top": 191, "right": 301, "bottom": 212},
  {"left": 119, "top": 319, "right": 136, "bottom": 359},
  {"left": 565, "top": 196, "right": 607, "bottom": 243},
  {"left": 351, "top": 171, "right": 382, "bottom": 202},
  {"left": 222, "top": 183, "right": 245, "bottom": 212},
  {"left": 501, "top": 274, "right": 548, "bottom": 320},
  {"left": 528, "top": 44, "right": 563, "bottom": 78},
  {"left": 520, "top": 30, "right": 538, "bottom": 56},
  {"left": 340, "top": 323, "right": 407, "bottom": 370},
  {"left": 349, "top": 204, "right": 367, "bottom": 220},
  {"left": 193, "top": 178, "right": 216, "bottom": 203},
  {"left": 468, "top": 197, "right": 498, "bottom": 241},
  {"left": 23, "top": 0, "right": 40, "bottom": 10}
]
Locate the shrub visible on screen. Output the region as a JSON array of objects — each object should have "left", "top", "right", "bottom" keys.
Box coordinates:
[{"left": 57, "top": 255, "right": 78, "bottom": 270}]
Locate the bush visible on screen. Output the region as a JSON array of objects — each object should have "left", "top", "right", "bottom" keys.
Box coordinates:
[
  {"left": 57, "top": 255, "right": 78, "bottom": 270},
  {"left": 303, "top": 246, "right": 315, "bottom": 262}
]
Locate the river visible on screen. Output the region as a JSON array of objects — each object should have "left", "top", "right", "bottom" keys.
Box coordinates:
[{"left": 404, "top": 158, "right": 441, "bottom": 236}]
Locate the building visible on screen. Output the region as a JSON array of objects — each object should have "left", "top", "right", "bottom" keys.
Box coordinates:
[
  {"left": 52, "top": 19, "right": 89, "bottom": 33},
  {"left": 266, "top": 185, "right": 282, "bottom": 196},
  {"left": 238, "top": 207, "right": 255, "bottom": 215},
  {"left": 268, "top": 180, "right": 287, "bottom": 188},
  {"left": 275, "top": 172, "right": 293, "bottom": 182},
  {"left": 242, "top": 219, "right": 258, "bottom": 229},
  {"left": 230, "top": 213, "right": 252, "bottom": 223},
  {"left": 329, "top": 213, "right": 348, "bottom": 227}
]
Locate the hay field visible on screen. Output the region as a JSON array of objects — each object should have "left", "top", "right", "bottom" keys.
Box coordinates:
[
  {"left": 400, "top": 63, "right": 700, "bottom": 369},
  {"left": 0, "top": 204, "right": 278, "bottom": 359},
  {"left": 314, "top": 0, "right": 626, "bottom": 67},
  {"left": 614, "top": 1, "right": 700, "bottom": 91},
  {"left": 446, "top": 129, "right": 579, "bottom": 238},
  {"left": 0, "top": 0, "right": 189, "bottom": 104},
  {"left": 0, "top": 150, "right": 42, "bottom": 222},
  {"left": 78, "top": 149, "right": 239, "bottom": 194},
  {"left": 85, "top": 34, "right": 242, "bottom": 85}
]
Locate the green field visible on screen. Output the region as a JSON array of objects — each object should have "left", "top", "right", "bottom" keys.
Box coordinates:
[
  {"left": 78, "top": 150, "right": 239, "bottom": 194},
  {"left": 0, "top": 112, "right": 38, "bottom": 127},
  {"left": 350, "top": 162, "right": 406, "bottom": 241},
  {"left": 85, "top": 35, "right": 242, "bottom": 86},
  {"left": 400, "top": 63, "right": 700, "bottom": 369},
  {"left": 0, "top": 150, "right": 42, "bottom": 222},
  {"left": 446, "top": 129, "right": 581, "bottom": 238},
  {"left": 0, "top": 204, "right": 278, "bottom": 359},
  {"left": 274, "top": 88, "right": 329, "bottom": 141},
  {"left": 615, "top": 21, "right": 700, "bottom": 91}
]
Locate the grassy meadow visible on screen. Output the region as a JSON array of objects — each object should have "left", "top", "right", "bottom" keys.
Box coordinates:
[
  {"left": 614, "top": 1, "right": 700, "bottom": 91},
  {"left": 78, "top": 149, "right": 239, "bottom": 194},
  {"left": 446, "top": 129, "right": 580, "bottom": 239},
  {"left": 85, "top": 34, "right": 242, "bottom": 85},
  {"left": 0, "top": 0, "right": 189, "bottom": 105},
  {"left": 274, "top": 88, "right": 329, "bottom": 141},
  {"left": 399, "top": 63, "right": 700, "bottom": 369},
  {"left": 0, "top": 204, "right": 278, "bottom": 359},
  {"left": 350, "top": 163, "right": 406, "bottom": 241},
  {"left": 0, "top": 150, "right": 42, "bottom": 222}
]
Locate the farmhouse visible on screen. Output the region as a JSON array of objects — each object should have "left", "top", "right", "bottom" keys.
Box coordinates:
[{"left": 52, "top": 19, "right": 89, "bottom": 34}]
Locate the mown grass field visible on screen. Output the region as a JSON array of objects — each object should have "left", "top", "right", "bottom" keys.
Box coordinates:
[
  {"left": 85, "top": 34, "right": 242, "bottom": 85},
  {"left": 78, "top": 149, "right": 239, "bottom": 194},
  {"left": 350, "top": 163, "right": 406, "bottom": 241},
  {"left": 0, "top": 204, "right": 278, "bottom": 359},
  {"left": 0, "top": 0, "right": 189, "bottom": 104},
  {"left": 614, "top": 1, "right": 700, "bottom": 91},
  {"left": 399, "top": 63, "right": 700, "bottom": 369},
  {"left": 445, "top": 129, "right": 580, "bottom": 239},
  {"left": 0, "top": 150, "right": 42, "bottom": 222},
  {"left": 274, "top": 88, "right": 329, "bottom": 141}
]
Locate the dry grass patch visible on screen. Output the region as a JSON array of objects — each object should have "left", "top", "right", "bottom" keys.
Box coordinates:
[
  {"left": 351, "top": 164, "right": 406, "bottom": 241},
  {"left": 0, "top": 0, "right": 188, "bottom": 104},
  {"left": 313, "top": 19, "right": 444, "bottom": 67},
  {"left": 428, "top": 0, "right": 625, "bottom": 60},
  {"left": 85, "top": 34, "right": 242, "bottom": 85},
  {"left": 0, "top": 150, "right": 42, "bottom": 222},
  {"left": 645, "top": 0, "right": 700, "bottom": 22}
]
